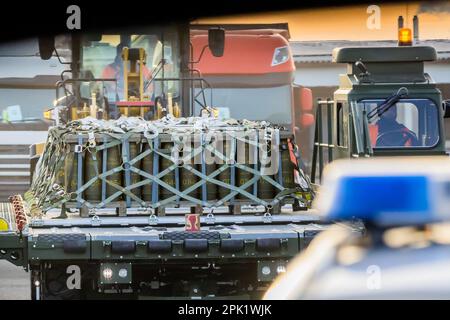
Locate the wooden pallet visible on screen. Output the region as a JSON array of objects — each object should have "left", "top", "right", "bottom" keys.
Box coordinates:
[{"left": 61, "top": 197, "right": 293, "bottom": 217}]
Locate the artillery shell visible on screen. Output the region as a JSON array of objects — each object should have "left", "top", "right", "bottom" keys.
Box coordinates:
[
  {"left": 159, "top": 142, "right": 176, "bottom": 201},
  {"left": 280, "top": 139, "right": 296, "bottom": 190},
  {"left": 217, "top": 138, "right": 233, "bottom": 199},
  {"left": 141, "top": 142, "right": 154, "bottom": 202},
  {"left": 106, "top": 145, "right": 122, "bottom": 199},
  {"left": 84, "top": 148, "right": 102, "bottom": 201},
  {"left": 180, "top": 140, "right": 199, "bottom": 199},
  {"left": 128, "top": 142, "right": 142, "bottom": 199},
  {"left": 237, "top": 137, "right": 253, "bottom": 199}
]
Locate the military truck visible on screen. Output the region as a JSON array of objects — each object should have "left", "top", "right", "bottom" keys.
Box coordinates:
[
  {"left": 189, "top": 24, "right": 315, "bottom": 167},
  {"left": 0, "top": 23, "right": 322, "bottom": 300},
  {"left": 311, "top": 45, "right": 448, "bottom": 182},
  {"left": 0, "top": 23, "right": 446, "bottom": 300}
]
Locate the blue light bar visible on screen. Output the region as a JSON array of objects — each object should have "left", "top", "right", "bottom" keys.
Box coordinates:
[
  {"left": 325, "top": 176, "right": 431, "bottom": 226},
  {"left": 315, "top": 157, "right": 450, "bottom": 227}
]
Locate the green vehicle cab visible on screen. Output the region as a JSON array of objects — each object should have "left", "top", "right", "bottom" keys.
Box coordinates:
[{"left": 311, "top": 45, "right": 448, "bottom": 182}]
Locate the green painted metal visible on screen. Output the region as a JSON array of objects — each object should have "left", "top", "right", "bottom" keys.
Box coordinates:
[
  {"left": 0, "top": 233, "right": 27, "bottom": 267},
  {"left": 312, "top": 45, "right": 446, "bottom": 182}
]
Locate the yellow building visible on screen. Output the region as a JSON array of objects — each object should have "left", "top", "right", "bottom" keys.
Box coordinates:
[
  {"left": 195, "top": 2, "right": 450, "bottom": 41},
  {"left": 195, "top": 1, "right": 450, "bottom": 99}
]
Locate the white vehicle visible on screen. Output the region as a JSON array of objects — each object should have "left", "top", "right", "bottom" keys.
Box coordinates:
[{"left": 265, "top": 157, "right": 450, "bottom": 299}]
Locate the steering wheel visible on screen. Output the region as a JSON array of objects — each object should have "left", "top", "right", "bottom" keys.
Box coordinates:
[{"left": 376, "top": 129, "right": 418, "bottom": 147}]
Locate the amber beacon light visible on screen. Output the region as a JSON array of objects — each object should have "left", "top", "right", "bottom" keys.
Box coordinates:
[{"left": 398, "top": 28, "right": 413, "bottom": 46}]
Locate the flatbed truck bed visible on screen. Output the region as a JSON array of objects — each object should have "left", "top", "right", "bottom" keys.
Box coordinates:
[{"left": 1, "top": 201, "right": 359, "bottom": 299}]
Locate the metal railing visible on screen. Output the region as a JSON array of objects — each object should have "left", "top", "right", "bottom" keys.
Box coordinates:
[{"left": 311, "top": 99, "right": 335, "bottom": 184}]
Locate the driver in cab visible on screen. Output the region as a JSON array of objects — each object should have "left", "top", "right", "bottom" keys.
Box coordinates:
[
  {"left": 369, "top": 104, "right": 419, "bottom": 147},
  {"left": 102, "top": 43, "right": 152, "bottom": 100}
]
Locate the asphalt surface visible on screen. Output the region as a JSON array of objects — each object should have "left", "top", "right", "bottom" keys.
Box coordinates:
[{"left": 0, "top": 260, "right": 30, "bottom": 300}]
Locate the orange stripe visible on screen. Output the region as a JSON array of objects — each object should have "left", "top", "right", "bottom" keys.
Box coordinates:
[
  {"left": 368, "top": 124, "right": 378, "bottom": 147},
  {"left": 287, "top": 138, "right": 298, "bottom": 166}
]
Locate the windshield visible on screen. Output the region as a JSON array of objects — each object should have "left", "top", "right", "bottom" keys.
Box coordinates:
[
  {"left": 358, "top": 98, "right": 439, "bottom": 149},
  {"left": 193, "top": 85, "right": 293, "bottom": 124},
  {"left": 80, "top": 30, "right": 180, "bottom": 102}
]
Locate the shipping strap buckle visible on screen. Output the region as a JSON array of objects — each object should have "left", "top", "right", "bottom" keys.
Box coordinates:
[
  {"left": 144, "top": 128, "right": 158, "bottom": 140},
  {"left": 263, "top": 212, "right": 273, "bottom": 223},
  {"left": 91, "top": 214, "right": 101, "bottom": 226},
  {"left": 206, "top": 212, "right": 216, "bottom": 224},
  {"left": 52, "top": 183, "right": 62, "bottom": 191},
  {"left": 88, "top": 132, "right": 96, "bottom": 148},
  {"left": 263, "top": 127, "right": 273, "bottom": 142},
  {"left": 55, "top": 190, "right": 66, "bottom": 197},
  {"left": 148, "top": 214, "right": 158, "bottom": 225},
  {"left": 74, "top": 145, "right": 83, "bottom": 153}
]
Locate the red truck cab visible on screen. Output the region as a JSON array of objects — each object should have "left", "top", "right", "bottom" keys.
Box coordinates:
[{"left": 190, "top": 25, "right": 314, "bottom": 160}]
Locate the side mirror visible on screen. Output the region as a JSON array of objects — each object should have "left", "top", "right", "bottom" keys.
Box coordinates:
[
  {"left": 299, "top": 87, "right": 313, "bottom": 112},
  {"left": 444, "top": 100, "right": 450, "bottom": 118},
  {"left": 208, "top": 28, "right": 225, "bottom": 57},
  {"left": 293, "top": 86, "right": 313, "bottom": 112},
  {"left": 38, "top": 36, "right": 55, "bottom": 60},
  {"left": 293, "top": 86, "right": 315, "bottom": 128}
]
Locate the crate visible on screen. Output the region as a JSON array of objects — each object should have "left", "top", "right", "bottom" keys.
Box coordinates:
[{"left": 29, "top": 120, "right": 308, "bottom": 217}]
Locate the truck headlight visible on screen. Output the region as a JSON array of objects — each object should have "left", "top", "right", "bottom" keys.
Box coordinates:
[
  {"left": 271, "top": 46, "right": 290, "bottom": 66},
  {"left": 102, "top": 267, "right": 113, "bottom": 280},
  {"left": 262, "top": 266, "right": 271, "bottom": 276},
  {"left": 258, "top": 260, "right": 289, "bottom": 282},
  {"left": 99, "top": 263, "right": 132, "bottom": 285},
  {"left": 118, "top": 268, "right": 128, "bottom": 278}
]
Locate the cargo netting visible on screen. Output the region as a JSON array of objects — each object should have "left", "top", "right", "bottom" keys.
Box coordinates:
[{"left": 25, "top": 116, "right": 312, "bottom": 217}]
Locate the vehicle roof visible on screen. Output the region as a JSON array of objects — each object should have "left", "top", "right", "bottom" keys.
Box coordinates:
[
  {"left": 190, "top": 29, "right": 291, "bottom": 40},
  {"left": 302, "top": 244, "right": 450, "bottom": 299},
  {"left": 332, "top": 46, "right": 437, "bottom": 63},
  {"left": 190, "top": 23, "right": 291, "bottom": 40}
]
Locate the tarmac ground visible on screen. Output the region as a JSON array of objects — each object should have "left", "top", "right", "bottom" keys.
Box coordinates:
[{"left": 0, "top": 260, "right": 30, "bottom": 300}]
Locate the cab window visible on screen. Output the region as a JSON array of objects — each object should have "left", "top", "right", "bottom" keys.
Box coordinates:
[
  {"left": 80, "top": 31, "right": 180, "bottom": 102},
  {"left": 358, "top": 99, "right": 439, "bottom": 148}
]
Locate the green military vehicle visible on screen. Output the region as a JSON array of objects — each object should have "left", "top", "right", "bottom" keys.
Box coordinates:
[
  {"left": 311, "top": 45, "right": 448, "bottom": 182},
  {"left": 0, "top": 24, "right": 321, "bottom": 300},
  {"left": 0, "top": 22, "right": 446, "bottom": 299}
]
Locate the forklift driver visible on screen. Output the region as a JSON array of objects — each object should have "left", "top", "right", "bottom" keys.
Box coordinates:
[
  {"left": 369, "top": 104, "right": 419, "bottom": 147},
  {"left": 102, "top": 43, "right": 152, "bottom": 101}
]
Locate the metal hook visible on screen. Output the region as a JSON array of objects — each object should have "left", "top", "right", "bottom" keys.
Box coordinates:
[
  {"left": 206, "top": 212, "right": 216, "bottom": 224},
  {"left": 263, "top": 211, "right": 273, "bottom": 223},
  {"left": 148, "top": 214, "right": 158, "bottom": 226},
  {"left": 91, "top": 214, "right": 101, "bottom": 226}
]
